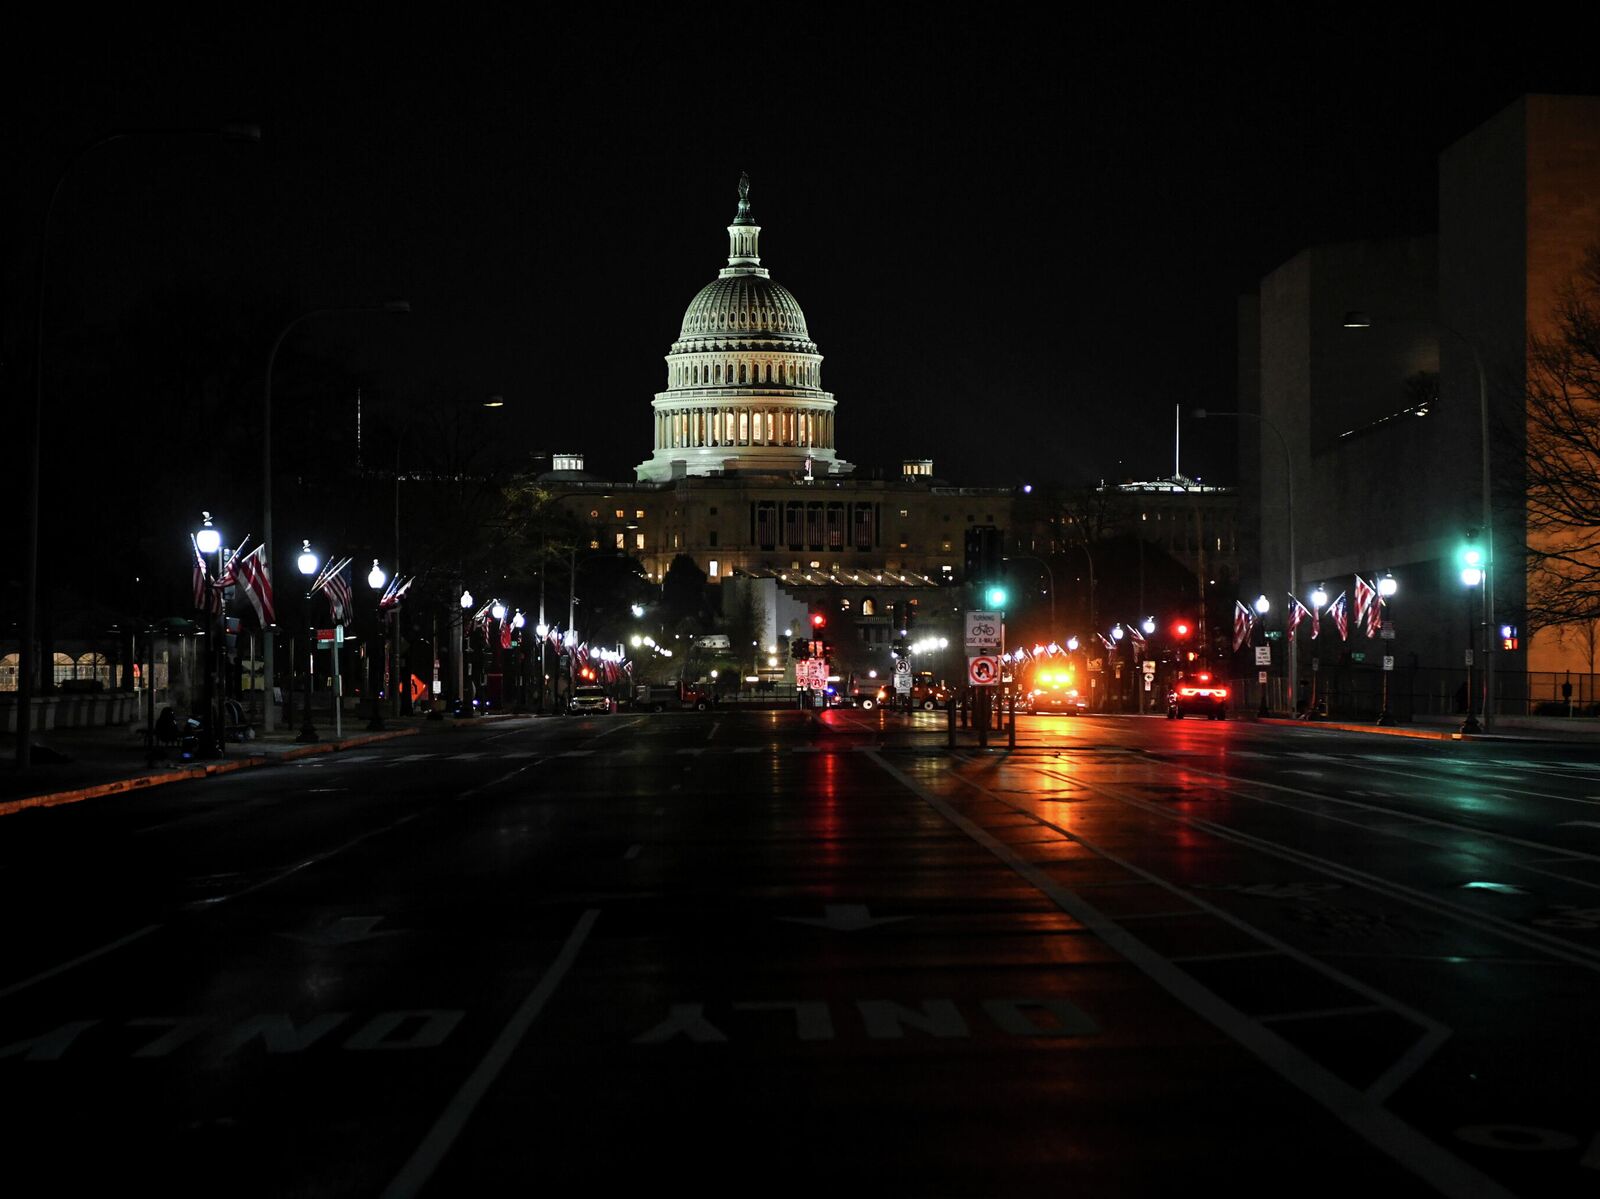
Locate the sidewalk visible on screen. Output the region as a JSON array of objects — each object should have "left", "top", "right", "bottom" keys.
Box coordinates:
[
  {"left": 0, "top": 711, "right": 522, "bottom": 817},
  {"left": 1259, "top": 711, "right": 1600, "bottom": 742}
]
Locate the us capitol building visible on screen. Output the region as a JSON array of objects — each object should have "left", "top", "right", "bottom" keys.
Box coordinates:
[{"left": 544, "top": 176, "right": 1018, "bottom": 652}]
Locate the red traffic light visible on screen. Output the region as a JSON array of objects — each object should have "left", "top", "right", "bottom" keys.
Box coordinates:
[
  {"left": 811, "top": 613, "right": 826, "bottom": 628},
  {"left": 1172, "top": 621, "right": 1191, "bottom": 638}
]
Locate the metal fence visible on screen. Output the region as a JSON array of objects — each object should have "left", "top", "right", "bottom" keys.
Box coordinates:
[{"left": 1268, "top": 665, "right": 1600, "bottom": 721}]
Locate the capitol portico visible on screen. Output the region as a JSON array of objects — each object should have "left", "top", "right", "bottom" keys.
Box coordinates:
[{"left": 635, "top": 175, "right": 853, "bottom": 482}]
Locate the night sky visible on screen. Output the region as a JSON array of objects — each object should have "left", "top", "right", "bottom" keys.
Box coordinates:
[{"left": 5, "top": 11, "right": 1596, "bottom": 494}]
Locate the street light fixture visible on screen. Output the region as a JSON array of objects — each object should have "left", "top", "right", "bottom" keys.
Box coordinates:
[
  {"left": 1254, "top": 594, "right": 1272, "bottom": 716},
  {"left": 1309, "top": 584, "right": 1328, "bottom": 717},
  {"left": 295, "top": 541, "right": 320, "bottom": 743},
  {"left": 366, "top": 560, "right": 387, "bottom": 731},
  {"left": 194, "top": 513, "right": 226, "bottom": 758},
  {"left": 1458, "top": 544, "right": 1484, "bottom": 734},
  {"left": 1376, "top": 572, "right": 1399, "bottom": 726}
]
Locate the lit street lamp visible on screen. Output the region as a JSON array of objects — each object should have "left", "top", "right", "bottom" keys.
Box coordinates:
[
  {"left": 1309, "top": 584, "right": 1328, "bottom": 718},
  {"left": 366, "top": 560, "right": 387, "bottom": 731},
  {"left": 1377, "top": 572, "right": 1399, "bottom": 726},
  {"left": 296, "top": 541, "right": 320, "bottom": 743},
  {"left": 458, "top": 589, "right": 474, "bottom": 717},
  {"left": 1459, "top": 544, "right": 1484, "bottom": 734},
  {"left": 1254, "top": 593, "right": 1272, "bottom": 717},
  {"left": 512, "top": 611, "right": 527, "bottom": 711},
  {"left": 194, "top": 513, "right": 226, "bottom": 758}
]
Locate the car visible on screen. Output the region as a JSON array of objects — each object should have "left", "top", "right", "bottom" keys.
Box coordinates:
[
  {"left": 1025, "top": 683, "right": 1089, "bottom": 715},
  {"left": 845, "top": 684, "right": 889, "bottom": 710},
  {"left": 911, "top": 681, "right": 951, "bottom": 711},
  {"left": 632, "top": 683, "right": 713, "bottom": 712},
  {"left": 567, "top": 685, "right": 614, "bottom": 715},
  {"left": 1167, "top": 672, "right": 1230, "bottom": 720}
]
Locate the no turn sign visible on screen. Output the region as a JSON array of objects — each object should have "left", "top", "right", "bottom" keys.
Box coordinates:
[{"left": 968, "top": 655, "right": 1000, "bottom": 686}]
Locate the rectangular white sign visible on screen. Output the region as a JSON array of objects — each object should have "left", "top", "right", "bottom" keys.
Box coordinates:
[
  {"left": 1255, "top": 646, "right": 1271, "bottom": 665},
  {"left": 965, "top": 611, "right": 1001, "bottom": 648}
]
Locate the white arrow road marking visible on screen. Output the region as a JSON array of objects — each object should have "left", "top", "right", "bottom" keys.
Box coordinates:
[
  {"left": 779, "top": 904, "right": 911, "bottom": 932},
  {"left": 283, "top": 916, "right": 392, "bottom": 947}
]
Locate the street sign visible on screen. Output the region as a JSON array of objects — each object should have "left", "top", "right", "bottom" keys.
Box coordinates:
[
  {"left": 1380, "top": 625, "right": 1396, "bottom": 640},
  {"left": 1382, "top": 655, "right": 1395, "bottom": 672},
  {"left": 893, "top": 660, "right": 912, "bottom": 695},
  {"left": 1143, "top": 659, "right": 1156, "bottom": 676},
  {"left": 1257, "top": 670, "right": 1268, "bottom": 684},
  {"left": 1351, "top": 652, "right": 1366, "bottom": 662},
  {"left": 316, "top": 627, "right": 338, "bottom": 647},
  {"left": 965, "top": 611, "right": 1001, "bottom": 648},
  {"left": 1254, "top": 646, "right": 1271, "bottom": 665},
  {"left": 967, "top": 655, "right": 1000, "bottom": 686}
]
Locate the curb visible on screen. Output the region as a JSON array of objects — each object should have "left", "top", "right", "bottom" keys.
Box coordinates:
[
  {"left": 1259, "top": 717, "right": 1477, "bottom": 741},
  {"left": 0, "top": 727, "right": 420, "bottom": 818}
]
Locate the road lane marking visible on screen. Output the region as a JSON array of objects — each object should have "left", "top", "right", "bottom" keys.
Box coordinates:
[
  {"left": 1032, "top": 761, "right": 1600, "bottom": 973},
  {"left": 0, "top": 925, "right": 162, "bottom": 1002},
  {"left": 384, "top": 909, "right": 600, "bottom": 1199},
  {"left": 733, "top": 747, "right": 760, "bottom": 754},
  {"left": 866, "top": 751, "right": 1502, "bottom": 1199}
]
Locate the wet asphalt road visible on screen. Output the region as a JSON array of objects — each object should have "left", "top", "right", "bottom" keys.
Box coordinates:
[{"left": 3, "top": 709, "right": 1599, "bottom": 1196}]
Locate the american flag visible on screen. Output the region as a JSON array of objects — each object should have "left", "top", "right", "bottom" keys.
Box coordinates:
[
  {"left": 1366, "top": 590, "right": 1384, "bottom": 638},
  {"left": 1287, "top": 593, "right": 1311, "bottom": 638},
  {"left": 237, "top": 545, "right": 275, "bottom": 627},
  {"left": 313, "top": 557, "right": 354, "bottom": 623},
  {"left": 1126, "top": 621, "right": 1146, "bottom": 651},
  {"left": 1233, "top": 600, "right": 1252, "bottom": 653},
  {"left": 1329, "top": 591, "right": 1349, "bottom": 641},
  {"left": 378, "top": 574, "right": 413, "bottom": 611},
  {"left": 500, "top": 618, "right": 512, "bottom": 650},
  {"left": 217, "top": 536, "right": 249, "bottom": 590},
  {"left": 1353, "top": 575, "right": 1376, "bottom": 631},
  {"left": 191, "top": 535, "right": 216, "bottom": 613}
]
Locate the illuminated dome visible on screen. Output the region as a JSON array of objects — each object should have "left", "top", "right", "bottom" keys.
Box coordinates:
[{"left": 637, "top": 175, "right": 852, "bottom": 482}]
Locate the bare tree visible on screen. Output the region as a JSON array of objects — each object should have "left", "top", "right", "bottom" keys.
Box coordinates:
[{"left": 1525, "top": 240, "right": 1600, "bottom": 629}]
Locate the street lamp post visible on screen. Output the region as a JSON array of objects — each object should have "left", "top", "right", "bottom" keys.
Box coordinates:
[
  {"left": 261, "top": 301, "right": 409, "bottom": 734},
  {"left": 366, "top": 560, "right": 387, "bottom": 731},
  {"left": 1194, "top": 408, "right": 1297, "bottom": 720},
  {"left": 457, "top": 589, "right": 473, "bottom": 716},
  {"left": 1344, "top": 312, "right": 1493, "bottom": 728},
  {"left": 195, "top": 513, "right": 226, "bottom": 759},
  {"left": 1309, "top": 583, "right": 1328, "bottom": 717},
  {"left": 17, "top": 123, "right": 259, "bottom": 772},
  {"left": 1460, "top": 552, "right": 1484, "bottom": 734},
  {"left": 512, "top": 611, "right": 527, "bottom": 711},
  {"left": 295, "top": 542, "right": 320, "bottom": 743},
  {"left": 1377, "top": 572, "right": 1399, "bottom": 726},
  {"left": 1254, "top": 594, "right": 1272, "bottom": 717}
]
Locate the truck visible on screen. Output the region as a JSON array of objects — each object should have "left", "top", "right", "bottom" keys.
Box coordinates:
[{"left": 633, "top": 682, "right": 714, "bottom": 712}]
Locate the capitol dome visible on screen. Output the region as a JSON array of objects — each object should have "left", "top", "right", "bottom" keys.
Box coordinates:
[{"left": 636, "top": 176, "right": 852, "bottom": 483}]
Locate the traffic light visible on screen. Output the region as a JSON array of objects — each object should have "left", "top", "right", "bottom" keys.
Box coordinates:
[
  {"left": 1172, "top": 619, "right": 1192, "bottom": 639},
  {"left": 985, "top": 585, "right": 1009, "bottom": 609},
  {"left": 1457, "top": 538, "right": 1485, "bottom": 586},
  {"left": 810, "top": 611, "right": 827, "bottom": 630}
]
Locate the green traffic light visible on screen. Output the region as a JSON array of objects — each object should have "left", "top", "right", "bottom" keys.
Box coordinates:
[{"left": 985, "top": 586, "right": 1009, "bottom": 608}]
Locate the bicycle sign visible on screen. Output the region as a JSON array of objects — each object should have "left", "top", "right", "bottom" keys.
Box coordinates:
[
  {"left": 966, "top": 611, "right": 1001, "bottom": 648},
  {"left": 968, "top": 655, "right": 1000, "bottom": 686}
]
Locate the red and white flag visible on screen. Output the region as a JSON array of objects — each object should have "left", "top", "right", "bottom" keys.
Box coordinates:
[
  {"left": 1126, "top": 621, "right": 1146, "bottom": 650},
  {"left": 1353, "top": 575, "right": 1375, "bottom": 631},
  {"left": 1366, "top": 590, "right": 1384, "bottom": 638},
  {"left": 500, "top": 619, "right": 512, "bottom": 650},
  {"left": 1287, "top": 593, "right": 1311, "bottom": 638},
  {"left": 1329, "top": 591, "right": 1349, "bottom": 640},
  {"left": 1232, "top": 600, "right": 1253, "bottom": 653},
  {"left": 313, "top": 559, "right": 353, "bottom": 623},
  {"left": 191, "top": 535, "right": 216, "bottom": 613},
  {"left": 378, "top": 575, "right": 413, "bottom": 611},
  {"left": 236, "top": 545, "right": 276, "bottom": 627}
]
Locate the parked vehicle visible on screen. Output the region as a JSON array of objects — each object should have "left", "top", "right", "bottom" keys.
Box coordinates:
[
  {"left": 567, "top": 685, "right": 614, "bottom": 716},
  {"left": 911, "top": 680, "right": 952, "bottom": 711},
  {"left": 633, "top": 682, "right": 713, "bottom": 712}
]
